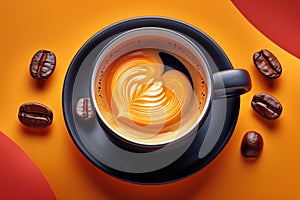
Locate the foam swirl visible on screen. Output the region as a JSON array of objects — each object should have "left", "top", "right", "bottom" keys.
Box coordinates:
[{"left": 110, "top": 50, "right": 193, "bottom": 135}]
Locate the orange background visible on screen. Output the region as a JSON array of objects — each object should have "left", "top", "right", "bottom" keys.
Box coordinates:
[{"left": 0, "top": 0, "right": 300, "bottom": 199}]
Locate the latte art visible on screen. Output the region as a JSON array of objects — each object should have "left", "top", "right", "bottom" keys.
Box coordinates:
[
  {"left": 96, "top": 49, "right": 207, "bottom": 143},
  {"left": 111, "top": 51, "right": 192, "bottom": 127}
]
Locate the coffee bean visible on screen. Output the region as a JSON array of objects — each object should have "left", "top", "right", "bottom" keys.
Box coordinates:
[
  {"left": 75, "top": 98, "right": 95, "bottom": 120},
  {"left": 18, "top": 102, "right": 53, "bottom": 128},
  {"left": 253, "top": 49, "right": 282, "bottom": 78},
  {"left": 251, "top": 93, "right": 282, "bottom": 119},
  {"left": 30, "top": 50, "right": 56, "bottom": 79},
  {"left": 241, "top": 131, "right": 263, "bottom": 158}
]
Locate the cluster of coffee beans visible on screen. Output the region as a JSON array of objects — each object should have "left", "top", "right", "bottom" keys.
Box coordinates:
[
  {"left": 18, "top": 50, "right": 56, "bottom": 128},
  {"left": 241, "top": 49, "right": 283, "bottom": 158},
  {"left": 18, "top": 50, "right": 96, "bottom": 129}
]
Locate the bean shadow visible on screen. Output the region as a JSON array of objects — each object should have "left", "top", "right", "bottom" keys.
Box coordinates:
[
  {"left": 28, "top": 74, "right": 55, "bottom": 90},
  {"left": 255, "top": 70, "right": 281, "bottom": 90},
  {"left": 251, "top": 111, "right": 280, "bottom": 130},
  {"left": 74, "top": 115, "right": 97, "bottom": 132},
  {"left": 19, "top": 124, "right": 52, "bottom": 136}
]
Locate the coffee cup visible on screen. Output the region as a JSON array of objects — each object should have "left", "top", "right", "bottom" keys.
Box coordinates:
[{"left": 90, "top": 27, "right": 251, "bottom": 151}]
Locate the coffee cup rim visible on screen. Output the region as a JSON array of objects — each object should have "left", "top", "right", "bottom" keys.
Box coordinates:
[{"left": 90, "top": 26, "right": 213, "bottom": 147}]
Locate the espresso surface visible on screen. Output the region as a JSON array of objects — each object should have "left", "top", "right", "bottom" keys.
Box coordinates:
[{"left": 96, "top": 49, "right": 207, "bottom": 144}]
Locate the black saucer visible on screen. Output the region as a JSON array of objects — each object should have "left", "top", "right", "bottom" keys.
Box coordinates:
[{"left": 62, "top": 17, "right": 240, "bottom": 184}]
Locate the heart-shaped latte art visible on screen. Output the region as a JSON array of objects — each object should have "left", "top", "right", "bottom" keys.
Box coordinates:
[{"left": 109, "top": 50, "right": 194, "bottom": 136}]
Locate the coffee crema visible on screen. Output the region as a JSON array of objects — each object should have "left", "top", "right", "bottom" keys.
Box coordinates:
[{"left": 95, "top": 49, "right": 207, "bottom": 144}]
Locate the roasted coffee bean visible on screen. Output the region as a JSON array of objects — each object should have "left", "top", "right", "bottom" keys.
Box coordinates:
[
  {"left": 75, "top": 98, "right": 95, "bottom": 120},
  {"left": 18, "top": 102, "right": 53, "bottom": 128},
  {"left": 251, "top": 93, "right": 282, "bottom": 119},
  {"left": 241, "top": 131, "right": 263, "bottom": 158},
  {"left": 30, "top": 50, "right": 56, "bottom": 79},
  {"left": 253, "top": 49, "right": 282, "bottom": 78}
]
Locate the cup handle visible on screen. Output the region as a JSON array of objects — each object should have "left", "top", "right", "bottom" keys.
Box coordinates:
[{"left": 213, "top": 69, "right": 251, "bottom": 99}]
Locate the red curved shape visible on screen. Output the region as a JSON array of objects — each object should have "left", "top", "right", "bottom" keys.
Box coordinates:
[
  {"left": 0, "top": 131, "right": 56, "bottom": 199},
  {"left": 232, "top": 0, "right": 300, "bottom": 59}
]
